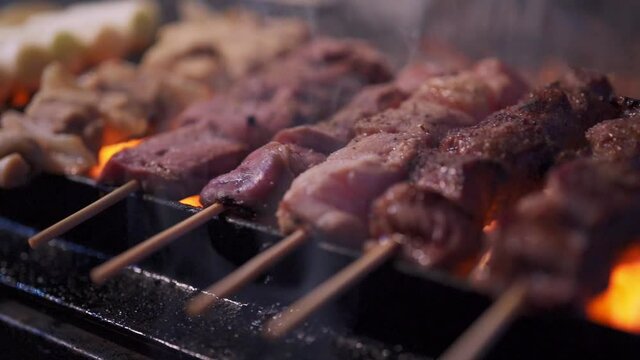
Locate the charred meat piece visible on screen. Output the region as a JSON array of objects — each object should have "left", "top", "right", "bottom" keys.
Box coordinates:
[
  {"left": 371, "top": 69, "right": 620, "bottom": 270},
  {"left": 370, "top": 152, "right": 506, "bottom": 268},
  {"left": 370, "top": 183, "right": 481, "bottom": 268},
  {"left": 277, "top": 60, "right": 528, "bottom": 245},
  {"left": 441, "top": 69, "right": 619, "bottom": 204},
  {"left": 100, "top": 38, "right": 391, "bottom": 198},
  {"left": 587, "top": 115, "right": 640, "bottom": 161},
  {"left": 409, "top": 151, "right": 507, "bottom": 218},
  {"left": 476, "top": 159, "right": 640, "bottom": 307}
]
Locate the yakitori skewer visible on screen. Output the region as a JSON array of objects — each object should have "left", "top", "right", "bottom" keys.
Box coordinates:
[
  {"left": 28, "top": 180, "right": 140, "bottom": 248},
  {"left": 185, "top": 60, "right": 529, "bottom": 314},
  {"left": 438, "top": 281, "right": 528, "bottom": 360},
  {"left": 262, "top": 70, "right": 622, "bottom": 338},
  {"left": 265, "top": 238, "right": 401, "bottom": 339},
  {"left": 442, "top": 143, "right": 640, "bottom": 359},
  {"left": 28, "top": 38, "right": 392, "bottom": 250}
]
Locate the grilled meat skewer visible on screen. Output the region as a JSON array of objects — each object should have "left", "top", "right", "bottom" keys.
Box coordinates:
[
  {"left": 277, "top": 60, "right": 529, "bottom": 245},
  {"left": 371, "top": 69, "right": 620, "bottom": 270},
  {"left": 99, "top": 38, "right": 392, "bottom": 200},
  {"left": 197, "top": 62, "right": 446, "bottom": 217}
]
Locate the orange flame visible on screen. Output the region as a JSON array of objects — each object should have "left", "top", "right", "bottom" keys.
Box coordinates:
[
  {"left": 89, "top": 138, "right": 142, "bottom": 179},
  {"left": 483, "top": 220, "right": 498, "bottom": 234},
  {"left": 11, "top": 88, "right": 31, "bottom": 108},
  {"left": 586, "top": 244, "right": 640, "bottom": 334},
  {"left": 179, "top": 195, "right": 202, "bottom": 208}
]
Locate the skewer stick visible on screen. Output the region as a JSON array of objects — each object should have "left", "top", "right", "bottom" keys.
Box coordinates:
[
  {"left": 186, "top": 228, "right": 309, "bottom": 316},
  {"left": 28, "top": 180, "right": 140, "bottom": 249},
  {"left": 90, "top": 202, "right": 225, "bottom": 285},
  {"left": 264, "top": 238, "right": 401, "bottom": 340},
  {"left": 439, "top": 281, "right": 528, "bottom": 360}
]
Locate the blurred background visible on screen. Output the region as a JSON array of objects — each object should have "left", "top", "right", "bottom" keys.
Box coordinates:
[{"left": 3, "top": 0, "right": 640, "bottom": 96}]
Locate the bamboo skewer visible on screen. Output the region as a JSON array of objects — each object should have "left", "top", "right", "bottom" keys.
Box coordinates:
[
  {"left": 28, "top": 180, "right": 140, "bottom": 249},
  {"left": 90, "top": 202, "right": 225, "bottom": 284},
  {"left": 186, "top": 228, "right": 309, "bottom": 315},
  {"left": 439, "top": 281, "right": 528, "bottom": 360},
  {"left": 264, "top": 239, "right": 401, "bottom": 340}
]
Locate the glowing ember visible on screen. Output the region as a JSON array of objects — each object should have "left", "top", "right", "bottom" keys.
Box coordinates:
[
  {"left": 587, "top": 244, "right": 640, "bottom": 334},
  {"left": 483, "top": 220, "right": 498, "bottom": 234},
  {"left": 11, "top": 88, "right": 31, "bottom": 108},
  {"left": 179, "top": 195, "right": 202, "bottom": 208},
  {"left": 89, "top": 138, "right": 142, "bottom": 179}
]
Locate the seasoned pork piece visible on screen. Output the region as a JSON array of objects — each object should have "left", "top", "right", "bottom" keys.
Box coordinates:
[
  {"left": 200, "top": 142, "right": 326, "bottom": 214},
  {"left": 369, "top": 152, "right": 506, "bottom": 268},
  {"left": 441, "top": 69, "right": 619, "bottom": 204},
  {"left": 279, "top": 133, "right": 425, "bottom": 244},
  {"left": 370, "top": 183, "right": 481, "bottom": 268},
  {"left": 277, "top": 60, "right": 528, "bottom": 244},
  {"left": 100, "top": 38, "right": 392, "bottom": 198},
  {"left": 476, "top": 159, "right": 640, "bottom": 307},
  {"left": 199, "top": 68, "right": 425, "bottom": 215},
  {"left": 100, "top": 123, "right": 247, "bottom": 200},
  {"left": 369, "top": 69, "right": 620, "bottom": 270},
  {"left": 586, "top": 116, "right": 640, "bottom": 161}
]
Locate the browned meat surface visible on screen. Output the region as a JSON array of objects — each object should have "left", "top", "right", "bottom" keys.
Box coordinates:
[
  {"left": 371, "top": 183, "right": 481, "bottom": 268},
  {"left": 587, "top": 116, "right": 640, "bottom": 161},
  {"left": 440, "top": 69, "right": 619, "bottom": 206},
  {"left": 409, "top": 151, "right": 507, "bottom": 217},
  {"left": 475, "top": 159, "right": 640, "bottom": 307},
  {"left": 277, "top": 60, "right": 528, "bottom": 245},
  {"left": 370, "top": 152, "right": 505, "bottom": 268},
  {"left": 100, "top": 38, "right": 391, "bottom": 198},
  {"left": 371, "top": 69, "right": 621, "bottom": 270},
  {"left": 279, "top": 133, "right": 425, "bottom": 245},
  {"left": 100, "top": 123, "right": 247, "bottom": 199}
]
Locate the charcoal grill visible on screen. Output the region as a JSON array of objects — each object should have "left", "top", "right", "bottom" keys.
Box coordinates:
[
  {"left": 0, "top": 174, "right": 638, "bottom": 359},
  {"left": 2, "top": 0, "right": 640, "bottom": 359}
]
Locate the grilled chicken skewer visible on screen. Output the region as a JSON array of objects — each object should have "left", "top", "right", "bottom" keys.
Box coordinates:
[
  {"left": 184, "top": 60, "right": 528, "bottom": 314},
  {"left": 28, "top": 38, "right": 391, "bottom": 250},
  {"left": 266, "top": 70, "right": 621, "bottom": 338},
  {"left": 89, "top": 57, "right": 453, "bottom": 285}
]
